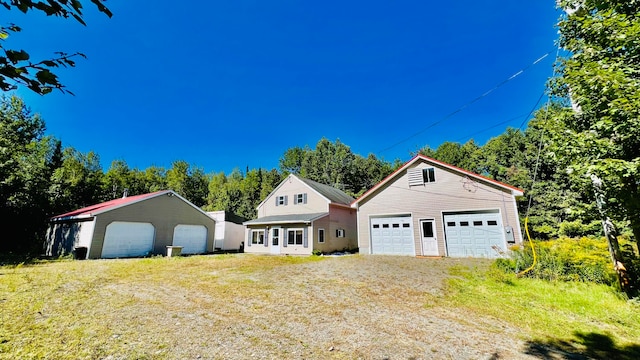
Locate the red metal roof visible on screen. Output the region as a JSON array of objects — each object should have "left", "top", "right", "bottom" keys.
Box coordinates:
[
  {"left": 351, "top": 154, "right": 525, "bottom": 206},
  {"left": 51, "top": 190, "right": 169, "bottom": 219}
]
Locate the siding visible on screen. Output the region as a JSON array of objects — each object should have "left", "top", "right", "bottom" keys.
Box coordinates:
[
  {"left": 357, "top": 161, "right": 521, "bottom": 256},
  {"left": 257, "top": 177, "right": 328, "bottom": 217},
  {"left": 245, "top": 223, "right": 313, "bottom": 255},
  {"left": 88, "top": 193, "right": 216, "bottom": 258}
]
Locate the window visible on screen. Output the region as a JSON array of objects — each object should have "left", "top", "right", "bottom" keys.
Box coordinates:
[
  {"left": 336, "top": 229, "right": 345, "bottom": 238},
  {"left": 251, "top": 230, "right": 265, "bottom": 245},
  {"left": 422, "top": 167, "right": 436, "bottom": 183},
  {"left": 276, "top": 195, "right": 288, "bottom": 206},
  {"left": 318, "top": 229, "right": 325, "bottom": 243},
  {"left": 408, "top": 167, "right": 436, "bottom": 186},
  {"left": 294, "top": 193, "right": 307, "bottom": 205},
  {"left": 473, "top": 221, "right": 483, "bottom": 226},
  {"left": 446, "top": 221, "right": 456, "bottom": 227},
  {"left": 487, "top": 220, "right": 498, "bottom": 226},
  {"left": 460, "top": 221, "right": 469, "bottom": 227},
  {"left": 372, "top": 224, "right": 380, "bottom": 229},
  {"left": 287, "top": 229, "right": 303, "bottom": 245},
  {"left": 272, "top": 228, "right": 279, "bottom": 246},
  {"left": 402, "top": 223, "right": 410, "bottom": 228},
  {"left": 382, "top": 224, "right": 389, "bottom": 228}
]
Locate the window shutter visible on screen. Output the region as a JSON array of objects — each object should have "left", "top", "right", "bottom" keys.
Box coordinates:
[
  {"left": 247, "top": 229, "right": 251, "bottom": 247},
  {"left": 282, "top": 228, "right": 287, "bottom": 247},
  {"left": 336, "top": 229, "right": 339, "bottom": 237},
  {"left": 303, "top": 227, "right": 308, "bottom": 248},
  {"left": 293, "top": 194, "right": 298, "bottom": 205},
  {"left": 284, "top": 195, "right": 288, "bottom": 205},
  {"left": 275, "top": 197, "right": 279, "bottom": 206},
  {"left": 408, "top": 168, "right": 423, "bottom": 186},
  {"left": 264, "top": 229, "right": 268, "bottom": 247},
  {"left": 303, "top": 193, "right": 307, "bottom": 204}
]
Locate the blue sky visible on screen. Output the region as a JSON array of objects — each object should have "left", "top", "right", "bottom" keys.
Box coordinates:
[{"left": 7, "top": 1, "right": 560, "bottom": 175}]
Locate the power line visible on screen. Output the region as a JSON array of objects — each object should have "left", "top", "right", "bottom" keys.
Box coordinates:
[{"left": 378, "top": 51, "right": 553, "bottom": 154}]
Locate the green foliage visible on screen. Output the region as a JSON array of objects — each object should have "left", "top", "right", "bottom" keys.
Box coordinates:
[
  {"left": 0, "top": 1, "right": 112, "bottom": 94},
  {"left": 547, "top": 1, "right": 640, "bottom": 247},
  {"left": 495, "top": 237, "right": 617, "bottom": 285}
]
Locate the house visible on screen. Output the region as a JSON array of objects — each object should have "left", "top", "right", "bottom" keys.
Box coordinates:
[
  {"left": 243, "top": 174, "right": 357, "bottom": 255},
  {"left": 44, "top": 190, "right": 216, "bottom": 259},
  {"left": 351, "top": 155, "right": 524, "bottom": 258},
  {"left": 206, "top": 210, "right": 247, "bottom": 252}
]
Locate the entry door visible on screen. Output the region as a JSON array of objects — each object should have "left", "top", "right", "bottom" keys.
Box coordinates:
[
  {"left": 270, "top": 227, "right": 281, "bottom": 254},
  {"left": 420, "top": 219, "right": 438, "bottom": 256}
]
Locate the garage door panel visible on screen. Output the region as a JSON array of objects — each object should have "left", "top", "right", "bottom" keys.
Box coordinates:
[
  {"left": 370, "top": 216, "right": 415, "bottom": 256},
  {"left": 102, "top": 222, "right": 155, "bottom": 258},
  {"left": 444, "top": 212, "right": 505, "bottom": 258},
  {"left": 173, "top": 224, "right": 207, "bottom": 254}
]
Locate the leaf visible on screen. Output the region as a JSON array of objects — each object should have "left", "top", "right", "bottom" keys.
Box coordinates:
[
  {"left": 35, "top": 69, "right": 58, "bottom": 85},
  {"left": 5, "top": 50, "right": 30, "bottom": 64}
]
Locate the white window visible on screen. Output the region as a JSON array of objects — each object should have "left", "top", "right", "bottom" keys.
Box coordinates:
[
  {"left": 318, "top": 228, "right": 325, "bottom": 243},
  {"left": 422, "top": 167, "right": 436, "bottom": 183},
  {"left": 276, "top": 195, "right": 288, "bottom": 206},
  {"left": 294, "top": 193, "right": 307, "bottom": 204},
  {"left": 336, "top": 229, "right": 345, "bottom": 238},
  {"left": 251, "top": 230, "right": 265, "bottom": 245},
  {"left": 287, "top": 229, "right": 303, "bottom": 245}
]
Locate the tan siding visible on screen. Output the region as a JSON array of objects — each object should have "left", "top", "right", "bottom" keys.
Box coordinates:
[
  {"left": 89, "top": 194, "right": 216, "bottom": 258},
  {"left": 257, "top": 176, "right": 329, "bottom": 217},
  {"left": 357, "top": 161, "right": 521, "bottom": 256},
  {"left": 313, "top": 206, "right": 357, "bottom": 253}
]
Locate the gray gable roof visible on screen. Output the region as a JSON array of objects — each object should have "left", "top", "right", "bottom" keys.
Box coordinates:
[
  {"left": 244, "top": 212, "right": 328, "bottom": 225},
  {"left": 297, "top": 177, "right": 354, "bottom": 206}
]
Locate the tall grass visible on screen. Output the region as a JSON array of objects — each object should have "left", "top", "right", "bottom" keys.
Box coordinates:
[{"left": 496, "top": 237, "right": 618, "bottom": 285}]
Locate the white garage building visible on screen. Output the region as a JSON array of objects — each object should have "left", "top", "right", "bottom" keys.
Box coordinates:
[
  {"left": 352, "top": 155, "right": 524, "bottom": 258},
  {"left": 44, "top": 190, "right": 216, "bottom": 259}
]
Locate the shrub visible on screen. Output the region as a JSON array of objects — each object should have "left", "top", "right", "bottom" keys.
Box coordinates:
[{"left": 495, "top": 237, "right": 617, "bottom": 285}]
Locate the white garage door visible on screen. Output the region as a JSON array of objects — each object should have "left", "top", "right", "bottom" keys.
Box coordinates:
[
  {"left": 102, "top": 221, "right": 155, "bottom": 258},
  {"left": 444, "top": 211, "right": 505, "bottom": 258},
  {"left": 370, "top": 216, "right": 415, "bottom": 256},
  {"left": 173, "top": 225, "right": 207, "bottom": 254}
]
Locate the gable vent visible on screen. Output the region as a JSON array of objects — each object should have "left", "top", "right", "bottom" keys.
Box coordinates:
[{"left": 408, "top": 168, "right": 424, "bottom": 186}]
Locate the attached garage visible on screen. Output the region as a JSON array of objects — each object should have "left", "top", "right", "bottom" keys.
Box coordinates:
[
  {"left": 172, "top": 224, "right": 207, "bottom": 254},
  {"left": 443, "top": 211, "right": 505, "bottom": 258},
  {"left": 370, "top": 215, "right": 415, "bottom": 256},
  {"left": 102, "top": 221, "right": 155, "bottom": 258}
]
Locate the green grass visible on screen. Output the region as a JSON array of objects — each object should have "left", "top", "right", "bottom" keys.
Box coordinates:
[{"left": 444, "top": 264, "right": 640, "bottom": 359}]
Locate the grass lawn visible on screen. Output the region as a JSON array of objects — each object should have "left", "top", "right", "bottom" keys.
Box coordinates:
[{"left": 1, "top": 254, "right": 639, "bottom": 359}]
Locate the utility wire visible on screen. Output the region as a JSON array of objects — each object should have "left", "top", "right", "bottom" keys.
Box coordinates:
[{"left": 378, "top": 51, "right": 553, "bottom": 154}]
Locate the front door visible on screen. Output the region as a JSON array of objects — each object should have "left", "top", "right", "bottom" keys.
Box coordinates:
[
  {"left": 420, "top": 219, "right": 438, "bottom": 256},
  {"left": 270, "top": 227, "right": 281, "bottom": 254}
]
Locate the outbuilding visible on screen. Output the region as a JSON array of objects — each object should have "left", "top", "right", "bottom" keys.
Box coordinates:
[{"left": 44, "top": 190, "right": 216, "bottom": 259}]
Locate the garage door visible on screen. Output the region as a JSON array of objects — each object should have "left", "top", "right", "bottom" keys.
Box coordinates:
[
  {"left": 173, "top": 225, "right": 207, "bottom": 254},
  {"left": 444, "top": 211, "right": 505, "bottom": 258},
  {"left": 102, "top": 221, "right": 155, "bottom": 258},
  {"left": 370, "top": 216, "right": 415, "bottom": 255}
]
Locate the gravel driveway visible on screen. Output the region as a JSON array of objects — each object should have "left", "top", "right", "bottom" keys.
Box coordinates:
[{"left": 101, "top": 255, "right": 541, "bottom": 359}]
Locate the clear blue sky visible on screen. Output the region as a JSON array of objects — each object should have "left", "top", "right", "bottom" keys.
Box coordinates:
[{"left": 7, "top": 1, "right": 560, "bottom": 175}]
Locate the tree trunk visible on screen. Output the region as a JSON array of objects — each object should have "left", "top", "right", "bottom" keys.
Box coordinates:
[{"left": 591, "top": 174, "right": 633, "bottom": 296}]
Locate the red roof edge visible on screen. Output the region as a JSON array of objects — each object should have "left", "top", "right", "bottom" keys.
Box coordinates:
[
  {"left": 351, "top": 154, "right": 525, "bottom": 206},
  {"left": 51, "top": 190, "right": 168, "bottom": 220}
]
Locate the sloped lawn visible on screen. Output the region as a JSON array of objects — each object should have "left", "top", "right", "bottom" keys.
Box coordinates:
[{"left": 1, "top": 254, "right": 638, "bottom": 359}]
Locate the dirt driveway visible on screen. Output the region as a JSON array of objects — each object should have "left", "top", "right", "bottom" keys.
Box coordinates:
[{"left": 97, "top": 255, "right": 537, "bottom": 359}]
